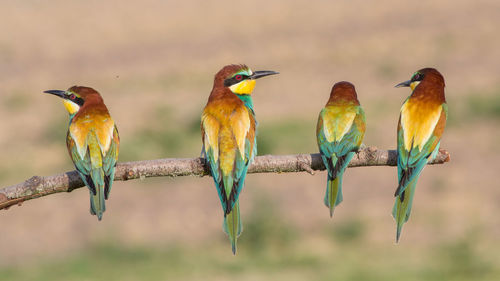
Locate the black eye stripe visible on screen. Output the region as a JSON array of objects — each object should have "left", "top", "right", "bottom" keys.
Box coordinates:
[
  {"left": 412, "top": 73, "right": 424, "bottom": 82},
  {"left": 224, "top": 74, "right": 250, "bottom": 87},
  {"left": 67, "top": 94, "right": 85, "bottom": 106}
]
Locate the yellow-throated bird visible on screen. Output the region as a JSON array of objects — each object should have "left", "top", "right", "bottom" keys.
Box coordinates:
[
  {"left": 317, "top": 81, "right": 366, "bottom": 217},
  {"left": 393, "top": 68, "right": 447, "bottom": 242},
  {"left": 201, "top": 64, "right": 278, "bottom": 254},
  {"left": 45, "top": 86, "right": 120, "bottom": 220}
]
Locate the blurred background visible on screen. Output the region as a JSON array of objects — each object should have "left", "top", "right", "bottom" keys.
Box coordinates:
[{"left": 1, "top": 0, "right": 499, "bottom": 280}]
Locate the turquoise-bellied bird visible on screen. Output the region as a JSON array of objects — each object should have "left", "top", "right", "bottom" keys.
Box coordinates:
[
  {"left": 393, "top": 68, "right": 447, "bottom": 242},
  {"left": 201, "top": 64, "right": 278, "bottom": 254},
  {"left": 45, "top": 86, "right": 120, "bottom": 220},
  {"left": 316, "top": 81, "right": 366, "bottom": 217}
]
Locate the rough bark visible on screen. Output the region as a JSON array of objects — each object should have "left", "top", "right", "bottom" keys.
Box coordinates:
[{"left": 0, "top": 146, "right": 450, "bottom": 211}]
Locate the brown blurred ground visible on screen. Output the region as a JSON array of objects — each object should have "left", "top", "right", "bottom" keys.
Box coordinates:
[{"left": 0, "top": 0, "right": 499, "bottom": 279}]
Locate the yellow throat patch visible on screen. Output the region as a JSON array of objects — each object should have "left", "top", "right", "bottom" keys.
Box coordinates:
[
  {"left": 410, "top": 81, "right": 420, "bottom": 91},
  {"left": 63, "top": 99, "right": 80, "bottom": 115},
  {"left": 229, "top": 80, "right": 256, "bottom": 95}
]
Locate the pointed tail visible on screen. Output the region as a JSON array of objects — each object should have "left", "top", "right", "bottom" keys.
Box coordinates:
[
  {"left": 223, "top": 200, "right": 242, "bottom": 255},
  {"left": 324, "top": 174, "right": 343, "bottom": 218},
  {"left": 392, "top": 178, "right": 417, "bottom": 243},
  {"left": 89, "top": 168, "right": 106, "bottom": 221}
]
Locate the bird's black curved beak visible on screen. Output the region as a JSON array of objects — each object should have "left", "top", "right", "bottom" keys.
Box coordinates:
[
  {"left": 44, "top": 90, "right": 66, "bottom": 98},
  {"left": 250, "top": 70, "right": 279, "bottom": 80},
  {"left": 395, "top": 80, "right": 411, "bottom": 88}
]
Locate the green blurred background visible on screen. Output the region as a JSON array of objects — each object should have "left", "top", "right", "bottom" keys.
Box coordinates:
[{"left": 1, "top": 0, "right": 499, "bottom": 280}]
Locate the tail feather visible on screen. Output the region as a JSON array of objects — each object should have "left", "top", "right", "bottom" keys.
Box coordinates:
[
  {"left": 89, "top": 168, "right": 106, "bottom": 221},
  {"left": 223, "top": 201, "right": 242, "bottom": 255},
  {"left": 324, "top": 175, "right": 343, "bottom": 218},
  {"left": 86, "top": 136, "right": 108, "bottom": 221},
  {"left": 221, "top": 175, "right": 235, "bottom": 215},
  {"left": 89, "top": 188, "right": 106, "bottom": 221},
  {"left": 392, "top": 178, "right": 417, "bottom": 243}
]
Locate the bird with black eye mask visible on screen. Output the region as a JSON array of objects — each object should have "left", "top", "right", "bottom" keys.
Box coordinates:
[
  {"left": 202, "top": 64, "right": 278, "bottom": 254},
  {"left": 44, "top": 86, "right": 120, "bottom": 221}
]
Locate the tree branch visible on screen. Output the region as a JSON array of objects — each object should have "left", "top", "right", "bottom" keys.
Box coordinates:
[{"left": 0, "top": 146, "right": 450, "bottom": 211}]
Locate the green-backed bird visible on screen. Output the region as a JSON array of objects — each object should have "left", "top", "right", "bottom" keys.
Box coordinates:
[
  {"left": 201, "top": 64, "right": 278, "bottom": 254},
  {"left": 45, "top": 86, "right": 120, "bottom": 220},
  {"left": 393, "top": 68, "right": 447, "bottom": 242},
  {"left": 316, "top": 81, "right": 366, "bottom": 217}
]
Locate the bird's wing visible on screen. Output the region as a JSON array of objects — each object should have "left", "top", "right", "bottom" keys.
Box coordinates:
[
  {"left": 339, "top": 106, "right": 366, "bottom": 154},
  {"left": 231, "top": 107, "right": 256, "bottom": 197},
  {"left": 216, "top": 105, "right": 254, "bottom": 214},
  {"left": 321, "top": 106, "right": 357, "bottom": 146},
  {"left": 201, "top": 110, "right": 222, "bottom": 183},
  {"left": 317, "top": 105, "right": 365, "bottom": 177},
  {"left": 102, "top": 125, "right": 119, "bottom": 199},
  {"left": 68, "top": 115, "right": 116, "bottom": 195},
  {"left": 396, "top": 102, "right": 447, "bottom": 196},
  {"left": 229, "top": 105, "right": 252, "bottom": 160},
  {"left": 68, "top": 113, "right": 115, "bottom": 160},
  {"left": 67, "top": 130, "right": 95, "bottom": 194},
  {"left": 399, "top": 98, "right": 443, "bottom": 158},
  {"left": 102, "top": 125, "right": 119, "bottom": 174},
  {"left": 94, "top": 116, "right": 116, "bottom": 157}
]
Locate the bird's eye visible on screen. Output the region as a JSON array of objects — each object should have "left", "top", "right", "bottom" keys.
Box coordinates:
[
  {"left": 235, "top": 75, "right": 242, "bottom": 81},
  {"left": 70, "top": 94, "right": 76, "bottom": 100},
  {"left": 412, "top": 73, "right": 422, "bottom": 81}
]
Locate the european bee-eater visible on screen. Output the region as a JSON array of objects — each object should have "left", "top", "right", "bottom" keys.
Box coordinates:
[
  {"left": 393, "top": 68, "right": 447, "bottom": 242},
  {"left": 45, "top": 86, "right": 120, "bottom": 221},
  {"left": 201, "top": 64, "right": 278, "bottom": 254},
  {"left": 316, "top": 81, "right": 366, "bottom": 217}
]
